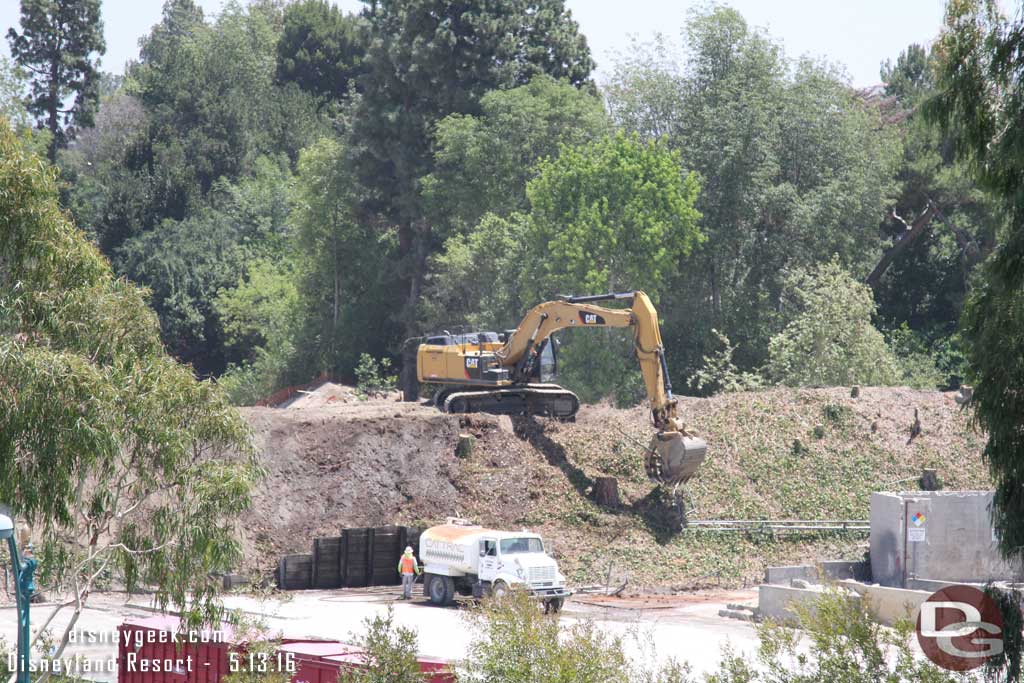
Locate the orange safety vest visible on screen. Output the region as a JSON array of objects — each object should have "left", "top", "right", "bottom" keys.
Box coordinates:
[{"left": 399, "top": 555, "right": 418, "bottom": 574}]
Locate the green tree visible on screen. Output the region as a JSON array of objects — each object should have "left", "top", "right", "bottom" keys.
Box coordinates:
[
  {"left": 1, "top": 56, "right": 31, "bottom": 129},
  {"left": 115, "top": 157, "right": 294, "bottom": 376},
  {"left": 0, "top": 119, "right": 256, "bottom": 666},
  {"left": 61, "top": 1, "right": 324, "bottom": 374},
  {"left": 6, "top": 0, "right": 106, "bottom": 161},
  {"left": 517, "top": 132, "right": 702, "bottom": 403},
  {"left": 872, "top": 41, "right": 1001, "bottom": 389},
  {"left": 276, "top": 0, "right": 365, "bottom": 105},
  {"left": 523, "top": 132, "right": 702, "bottom": 302},
  {"left": 351, "top": 0, "right": 595, "bottom": 339},
  {"left": 925, "top": 0, "right": 1024, "bottom": 560},
  {"left": 606, "top": 8, "right": 901, "bottom": 376},
  {"left": 767, "top": 259, "right": 903, "bottom": 387},
  {"left": 291, "top": 136, "right": 401, "bottom": 378},
  {"left": 423, "top": 75, "right": 610, "bottom": 237},
  {"left": 421, "top": 213, "right": 530, "bottom": 333}
]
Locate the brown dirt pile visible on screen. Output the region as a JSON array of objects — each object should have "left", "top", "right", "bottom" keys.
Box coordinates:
[{"left": 235, "top": 386, "right": 991, "bottom": 588}]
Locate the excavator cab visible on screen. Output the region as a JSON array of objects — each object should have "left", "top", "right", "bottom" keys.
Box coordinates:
[{"left": 531, "top": 338, "right": 558, "bottom": 383}]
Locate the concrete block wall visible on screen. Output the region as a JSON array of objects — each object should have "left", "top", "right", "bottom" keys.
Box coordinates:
[{"left": 870, "top": 491, "right": 1023, "bottom": 587}]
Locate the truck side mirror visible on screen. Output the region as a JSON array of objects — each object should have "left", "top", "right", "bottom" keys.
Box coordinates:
[{"left": 479, "top": 549, "right": 486, "bottom": 557}]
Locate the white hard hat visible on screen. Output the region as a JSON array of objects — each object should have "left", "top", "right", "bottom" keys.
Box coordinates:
[{"left": 405, "top": 546, "right": 414, "bottom": 554}]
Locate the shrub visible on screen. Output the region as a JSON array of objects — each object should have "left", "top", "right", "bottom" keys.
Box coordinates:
[
  {"left": 767, "top": 259, "right": 902, "bottom": 387},
  {"left": 355, "top": 353, "right": 398, "bottom": 398},
  {"left": 691, "top": 329, "right": 766, "bottom": 395},
  {"left": 339, "top": 607, "right": 425, "bottom": 683},
  {"left": 459, "top": 591, "right": 690, "bottom": 682},
  {"left": 708, "top": 589, "right": 960, "bottom": 683}
]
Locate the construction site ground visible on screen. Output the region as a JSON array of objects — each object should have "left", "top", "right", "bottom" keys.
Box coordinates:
[
  {"left": 0, "top": 588, "right": 763, "bottom": 680},
  {"left": 235, "top": 384, "right": 990, "bottom": 589}
]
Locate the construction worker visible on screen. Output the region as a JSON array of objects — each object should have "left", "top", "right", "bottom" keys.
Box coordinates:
[{"left": 397, "top": 546, "right": 421, "bottom": 599}]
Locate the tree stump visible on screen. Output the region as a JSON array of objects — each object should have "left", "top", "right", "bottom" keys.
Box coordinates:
[
  {"left": 593, "top": 477, "right": 621, "bottom": 508},
  {"left": 455, "top": 434, "right": 475, "bottom": 458},
  {"left": 920, "top": 468, "right": 941, "bottom": 491}
]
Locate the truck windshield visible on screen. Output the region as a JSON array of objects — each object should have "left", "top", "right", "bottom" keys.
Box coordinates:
[{"left": 499, "top": 537, "right": 544, "bottom": 554}]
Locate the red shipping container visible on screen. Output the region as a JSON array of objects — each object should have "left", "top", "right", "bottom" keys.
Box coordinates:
[{"left": 118, "top": 616, "right": 454, "bottom": 683}]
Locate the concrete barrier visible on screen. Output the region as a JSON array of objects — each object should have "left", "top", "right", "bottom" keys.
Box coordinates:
[
  {"left": 838, "top": 580, "right": 931, "bottom": 626},
  {"left": 758, "top": 580, "right": 931, "bottom": 627},
  {"left": 764, "top": 565, "right": 817, "bottom": 585},
  {"left": 757, "top": 584, "right": 860, "bottom": 625}
]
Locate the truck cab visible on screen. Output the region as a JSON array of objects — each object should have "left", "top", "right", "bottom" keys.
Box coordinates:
[{"left": 419, "top": 518, "right": 570, "bottom": 611}]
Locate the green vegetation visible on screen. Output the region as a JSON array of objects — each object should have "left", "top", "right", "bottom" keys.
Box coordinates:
[
  {"left": 354, "top": 354, "right": 398, "bottom": 399},
  {"left": 0, "top": 122, "right": 258, "bottom": 657},
  {"left": 338, "top": 607, "right": 424, "bottom": 683},
  {"left": 6, "top": 0, "right": 105, "bottom": 160},
  {"left": 460, "top": 592, "right": 688, "bottom": 682},
  {"left": 925, "top": 0, "right": 1024, "bottom": 563},
  {"left": 709, "top": 590, "right": 960, "bottom": 683},
  {"left": 347, "top": 589, "right": 967, "bottom": 681},
  {"left": 0, "top": 0, "right": 995, "bottom": 404},
  {"left": 767, "top": 259, "right": 904, "bottom": 387}
]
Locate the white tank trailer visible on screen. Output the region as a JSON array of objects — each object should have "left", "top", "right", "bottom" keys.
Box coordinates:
[{"left": 419, "top": 517, "right": 571, "bottom": 611}]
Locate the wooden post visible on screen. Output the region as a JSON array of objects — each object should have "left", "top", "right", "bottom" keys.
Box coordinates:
[
  {"left": 311, "top": 538, "right": 320, "bottom": 589},
  {"left": 365, "top": 527, "right": 376, "bottom": 587},
  {"left": 341, "top": 531, "right": 350, "bottom": 587},
  {"left": 593, "top": 477, "right": 621, "bottom": 508}
]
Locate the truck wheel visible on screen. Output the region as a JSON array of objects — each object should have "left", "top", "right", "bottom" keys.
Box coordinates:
[
  {"left": 491, "top": 580, "right": 509, "bottom": 601},
  {"left": 428, "top": 574, "right": 454, "bottom": 606},
  {"left": 544, "top": 598, "right": 564, "bottom": 614}
]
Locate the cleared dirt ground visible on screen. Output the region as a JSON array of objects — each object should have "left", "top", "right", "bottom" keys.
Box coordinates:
[{"left": 235, "top": 385, "right": 991, "bottom": 588}]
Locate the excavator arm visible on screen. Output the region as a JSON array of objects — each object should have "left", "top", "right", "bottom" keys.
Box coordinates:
[
  {"left": 497, "top": 291, "right": 706, "bottom": 483},
  {"left": 497, "top": 291, "right": 674, "bottom": 426}
]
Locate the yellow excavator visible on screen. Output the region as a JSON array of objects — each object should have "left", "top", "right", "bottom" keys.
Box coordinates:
[{"left": 410, "top": 291, "right": 707, "bottom": 485}]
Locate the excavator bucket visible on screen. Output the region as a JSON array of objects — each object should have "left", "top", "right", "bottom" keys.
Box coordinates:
[{"left": 645, "top": 431, "right": 708, "bottom": 485}]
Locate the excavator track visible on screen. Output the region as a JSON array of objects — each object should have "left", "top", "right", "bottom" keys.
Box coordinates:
[{"left": 440, "top": 383, "right": 580, "bottom": 419}]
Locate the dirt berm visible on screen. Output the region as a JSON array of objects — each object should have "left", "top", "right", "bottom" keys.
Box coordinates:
[{"left": 237, "top": 386, "right": 991, "bottom": 589}]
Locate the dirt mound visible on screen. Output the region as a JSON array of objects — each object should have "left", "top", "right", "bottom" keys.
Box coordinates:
[
  {"left": 235, "top": 386, "right": 991, "bottom": 587},
  {"left": 276, "top": 381, "right": 403, "bottom": 409}
]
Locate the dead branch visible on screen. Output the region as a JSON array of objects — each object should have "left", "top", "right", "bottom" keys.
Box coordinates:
[{"left": 866, "top": 201, "right": 937, "bottom": 289}]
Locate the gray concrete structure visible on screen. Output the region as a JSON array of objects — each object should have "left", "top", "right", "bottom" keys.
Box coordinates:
[
  {"left": 763, "top": 561, "right": 870, "bottom": 586},
  {"left": 870, "top": 491, "right": 1022, "bottom": 587}
]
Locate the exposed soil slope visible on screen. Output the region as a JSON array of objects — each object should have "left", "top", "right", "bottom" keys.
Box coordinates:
[{"left": 237, "top": 386, "right": 991, "bottom": 588}]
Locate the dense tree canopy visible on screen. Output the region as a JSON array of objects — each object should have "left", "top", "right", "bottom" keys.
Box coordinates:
[
  {"left": 276, "top": 0, "right": 365, "bottom": 104},
  {"left": 39, "top": 1, "right": 998, "bottom": 408},
  {"left": 351, "top": 0, "right": 595, "bottom": 336},
  {"left": 606, "top": 8, "right": 902, "bottom": 375}
]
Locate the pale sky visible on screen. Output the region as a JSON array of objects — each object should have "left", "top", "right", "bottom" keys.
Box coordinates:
[{"left": 0, "top": 0, "right": 949, "bottom": 86}]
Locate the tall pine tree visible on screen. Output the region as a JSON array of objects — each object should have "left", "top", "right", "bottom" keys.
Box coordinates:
[
  {"left": 6, "top": 0, "right": 106, "bottom": 161},
  {"left": 351, "top": 0, "right": 595, "bottom": 346}
]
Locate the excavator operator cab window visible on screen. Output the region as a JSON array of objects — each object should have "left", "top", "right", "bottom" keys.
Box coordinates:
[
  {"left": 425, "top": 336, "right": 451, "bottom": 346},
  {"left": 538, "top": 337, "right": 557, "bottom": 382}
]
